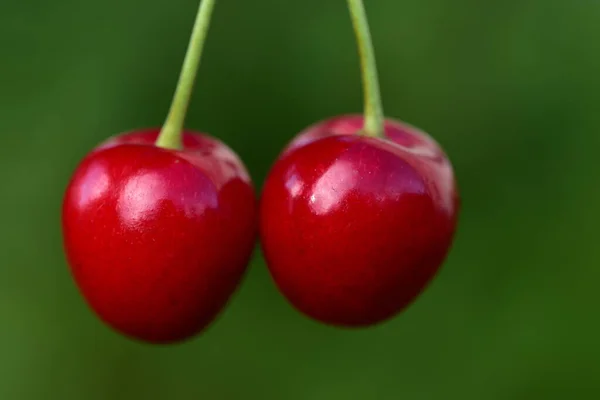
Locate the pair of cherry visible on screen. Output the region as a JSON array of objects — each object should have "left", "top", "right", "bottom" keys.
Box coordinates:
[{"left": 61, "top": 0, "right": 459, "bottom": 344}]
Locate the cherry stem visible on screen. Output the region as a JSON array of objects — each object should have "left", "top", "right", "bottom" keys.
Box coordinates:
[
  {"left": 155, "top": 0, "right": 217, "bottom": 150},
  {"left": 346, "top": 0, "right": 385, "bottom": 138}
]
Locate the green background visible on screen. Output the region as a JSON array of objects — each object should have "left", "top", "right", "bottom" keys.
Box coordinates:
[{"left": 1, "top": 0, "right": 598, "bottom": 398}]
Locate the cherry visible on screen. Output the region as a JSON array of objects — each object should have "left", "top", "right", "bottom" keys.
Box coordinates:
[
  {"left": 259, "top": 0, "right": 460, "bottom": 327},
  {"left": 61, "top": 0, "right": 256, "bottom": 343},
  {"left": 260, "top": 116, "right": 458, "bottom": 327}
]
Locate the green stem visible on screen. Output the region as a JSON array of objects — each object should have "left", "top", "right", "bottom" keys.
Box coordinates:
[
  {"left": 155, "top": 0, "right": 217, "bottom": 150},
  {"left": 346, "top": 0, "right": 385, "bottom": 138}
]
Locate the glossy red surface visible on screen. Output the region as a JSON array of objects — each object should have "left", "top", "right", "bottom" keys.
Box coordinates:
[
  {"left": 62, "top": 129, "right": 256, "bottom": 343},
  {"left": 260, "top": 115, "right": 459, "bottom": 327}
]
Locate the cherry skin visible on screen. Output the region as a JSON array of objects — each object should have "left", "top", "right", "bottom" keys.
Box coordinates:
[
  {"left": 259, "top": 115, "right": 459, "bottom": 327},
  {"left": 62, "top": 129, "right": 256, "bottom": 343}
]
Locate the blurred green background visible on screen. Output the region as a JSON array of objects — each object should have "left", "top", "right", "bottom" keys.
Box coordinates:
[{"left": 1, "top": 0, "right": 598, "bottom": 398}]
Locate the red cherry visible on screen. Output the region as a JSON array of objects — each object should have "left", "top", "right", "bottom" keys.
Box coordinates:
[
  {"left": 62, "top": 129, "right": 256, "bottom": 343},
  {"left": 259, "top": 115, "right": 459, "bottom": 327}
]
